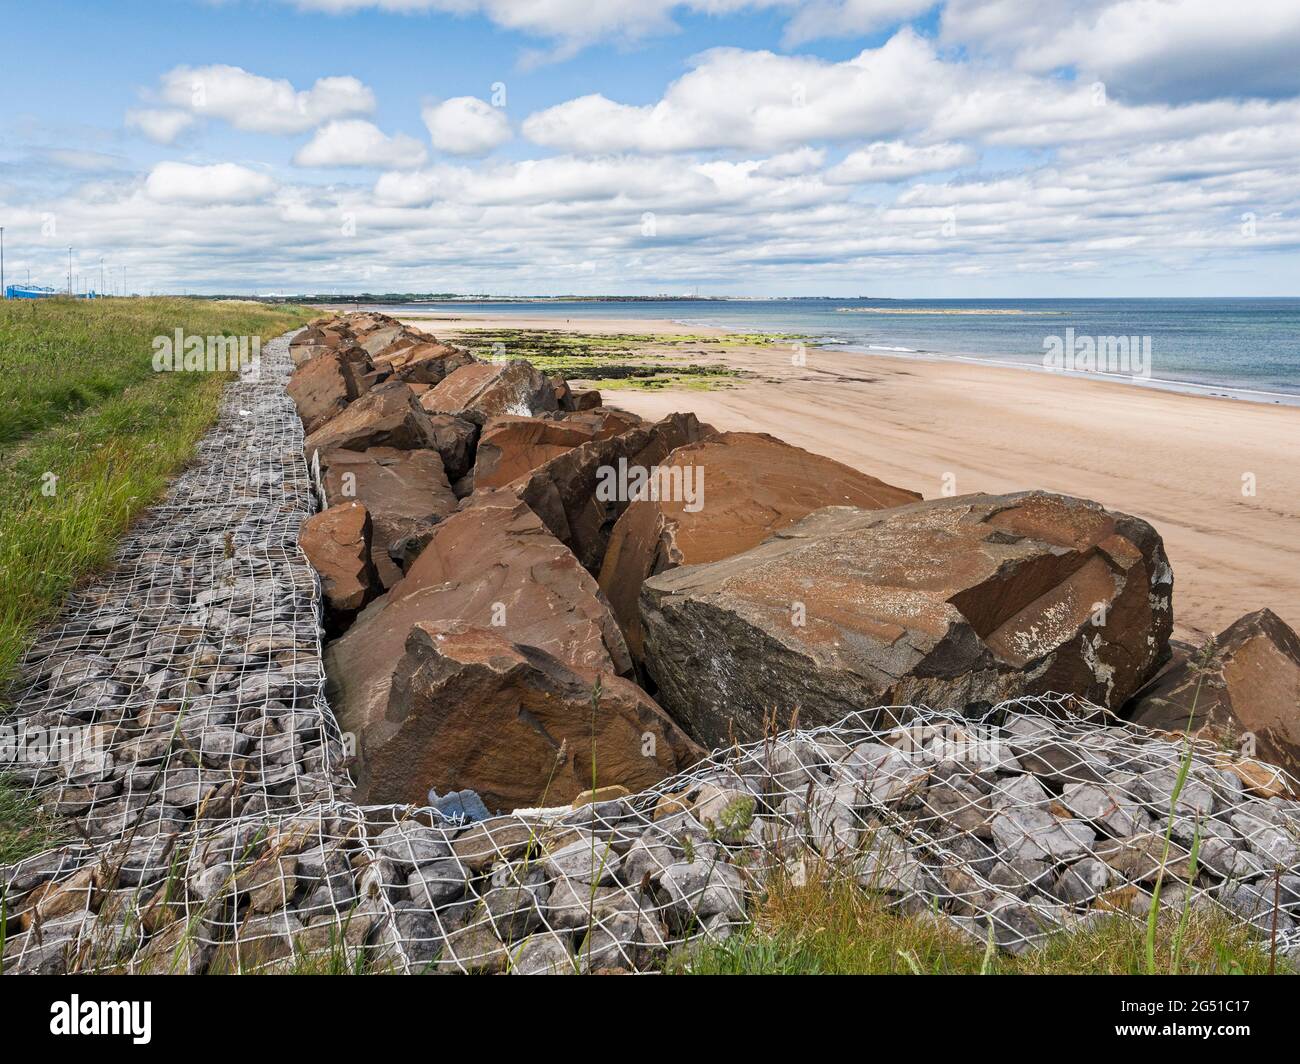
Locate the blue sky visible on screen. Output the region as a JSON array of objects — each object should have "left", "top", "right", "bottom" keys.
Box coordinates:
[{"left": 2, "top": 0, "right": 1298, "bottom": 296}]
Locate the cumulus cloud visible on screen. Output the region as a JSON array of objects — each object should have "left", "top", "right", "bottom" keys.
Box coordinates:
[
  {"left": 524, "top": 32, "right": 956, "bottom": 152},
  {"left": 294, "top": 120, "right": 427, "bottom": 168},
  {"left": 154, "top": 64, "right": 375, "bottom": 134},
  {"left": 827, "top": 141, "right": 975, "bottom": 182},
  {"left": 783, "top": 0, "right": 938, "bottom": 45},
  {"left": 10, "top": 4, "right": 1298, "bottom": 296},
  {"left": 145, "top": 161, "right": 277, "bottom": 204},
  {"left": 944, "top": 0, "right": 1300, "bottom": 103},
  {"left": 125, "top": 108, "right": 197, "bottom": 144},
  {"left": 422, "top": 97, "right": 511, "bottom": 155}
]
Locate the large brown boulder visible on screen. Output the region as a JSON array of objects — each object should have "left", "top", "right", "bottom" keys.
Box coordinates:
[
  {"left": 640, "top": 491, "right": 1173, "bottom": 745},
  {"left": 599, "top": 432, "right": 921, "bottom": 663},
  {"left": 1127, "top": 609, "right": 1300, "bottom": 779},
  {"left": 318, "top": 447, "right": 458, "bottom": 588},
  {"left": 355, "top": 323, "right": 412, "bottom": 358},
  {"left": 366, "top": 624, "right": 703, "bottom": 809},
  {"left": 510, "top": 412, "right": 711, "bottom": 572},
  {"left": 424, "top": 413, "right": 478, "bottom": 483},
  {"left": 473, "top": 412, "right": 639, "bottom": 491},
  {"left": 298, "top": 501, "right": 379, "bottom": 615},
  {"left": 287, "top": 345, "right": 373, "bottom": 434},
  {"left": 325, "top": 497, "right": 633, "bottom": 769},
  {"left": 303, "top": 380, "right": 438, "bottom": 455},
  {"left": 290, "top": 322, "right": 352, "bottom": 366},
  {"left": 420, "top": 360, "right": 559, "bottom": 421},
  {"left": 374, "top": 340, "right": 475, "bottom": 386}
]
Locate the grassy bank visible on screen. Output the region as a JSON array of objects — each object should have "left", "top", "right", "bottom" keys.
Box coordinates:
[
  {"left": 0, "top": 297, "right": 313, "bottom": 863},
  {"left": 669, "top": 873, "right": 1292, "bottom": 975}
]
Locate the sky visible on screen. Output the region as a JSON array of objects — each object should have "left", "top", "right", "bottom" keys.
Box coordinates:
[{"left": 1, "top": 0, "right": 1298, "bottom": 297}]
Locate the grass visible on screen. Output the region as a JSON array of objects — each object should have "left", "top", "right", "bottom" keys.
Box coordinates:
[
  {"left": 0, "top": 296, "right": 313, "bottom": 864},
  {"left": 0, "top": 776, "right": 70, "bottom": 866},
  {"left": 667, "top": 872, "right": 1292, "bottom": 975}
]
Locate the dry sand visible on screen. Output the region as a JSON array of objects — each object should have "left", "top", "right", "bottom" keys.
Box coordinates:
[{"left": 404, "top": 311, "right": 1300, "bottom": 642}]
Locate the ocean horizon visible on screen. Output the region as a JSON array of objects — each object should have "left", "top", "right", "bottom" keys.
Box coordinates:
[{"left": 370, "top": 297, "right": 1300, "bottom": 406}]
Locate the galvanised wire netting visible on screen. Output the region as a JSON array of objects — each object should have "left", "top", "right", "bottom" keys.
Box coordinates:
[{"left": 2, "top": 333, "right": 1297, "bottom": 975}]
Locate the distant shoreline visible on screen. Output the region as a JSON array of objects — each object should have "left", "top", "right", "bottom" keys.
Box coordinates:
[{"left": 395, "top": 306, "right": 1300, "bottom": 409}]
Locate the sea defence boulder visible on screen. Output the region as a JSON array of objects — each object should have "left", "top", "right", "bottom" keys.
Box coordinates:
[
  {"left": 1127, "top": 608, "right": 1300, "bottom": 780},
  {"left": 371, "top": 624, "right": 703, "bottom": 810},
  {"left": 510, "top": 412, "right": 712, "bottom": 572},
  {"left": 298, "top": 501, "right": 380, "bottom": 617},
  {"left": 420, "top": 360, "right": 559, "bottom": 421},
  {"left": 599, "top": 431, "right": 921, "bottom": 663},
  {"left": 317, "top": 447, "right": 459, "bottom": 588},
  {"left": 303, "top": 380, "right": 439, "bottom": 455},
  {"left": 325, "top": 497, "right": 635, "bottom": 799},
  {"left": 373, "top": 339, "right": 475, "bottom": 386},
  {"left": 287, "top": 345, "right": 374, "bottom": 435},
  {"left": 640, "top": 491, "right": 1173, "bottom": 746},
  {"left": 472, "top": 410, "right": 643, "bottom": 491},
  {"left": 290, "top": 320, "right": 352, "bottom": 366}
]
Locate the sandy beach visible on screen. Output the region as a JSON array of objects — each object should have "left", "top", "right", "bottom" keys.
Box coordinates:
[{"left": 402, "top": 310, "right": 1300, "bottom": 643}]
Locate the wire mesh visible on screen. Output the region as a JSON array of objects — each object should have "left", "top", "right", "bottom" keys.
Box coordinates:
[{"left": 2, "top": 330, "right": 1298, "bottom": 975}]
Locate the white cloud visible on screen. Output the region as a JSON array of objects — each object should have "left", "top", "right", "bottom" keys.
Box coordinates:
[
  {"left": 827, "top": 141, "right": 975, "bottom": 182},
  {"left": 294, "top": 119, "right": 427, "bottom": 168},
  {"left": 145, "top": 161, "right": 277, "bottom": 204},
  {"left": 524, "top": 32, "right": 957, "bottom": 152},
  {"left": 944, "top": 0, "right": 1300, "bottom": 103},
  {"left": 287, "top": 1, "right": 786, "bottom": 51},
  {"left": 422, "top": 97, "right": 511, "bottom": 155},
  {"left": 154, "top": 64, "right": 375, "bottom": 134},
  {"left": 755, "top": 147, "right": 827, "bottom": 177},
  {"left": 783, "top": 0, "right": 937, "bottom": 45},
  {"left": 125, "top": 108, "right": 197, "bottom": 144}
]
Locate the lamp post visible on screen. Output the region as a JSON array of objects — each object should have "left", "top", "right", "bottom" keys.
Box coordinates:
[{"left": 1, "top": 226, "right": 6, "bottom": 298}]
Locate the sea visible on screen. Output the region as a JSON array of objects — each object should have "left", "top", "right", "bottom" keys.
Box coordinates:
[{"left": 364, "top": 297, "right": 1300, "bottom": 406}]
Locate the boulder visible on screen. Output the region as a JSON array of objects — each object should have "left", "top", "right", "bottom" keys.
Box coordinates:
[
  {"left": 568, "top": 389, "right": 602, "bottom": 411},
  {"left": 303, "top": 380, "right": 438, "bottom": 456},
  {"left": 420, "top": 360, "right": 559, "bottom": 421},
  {"left": 374, "top": 340, "right": 475, "bottom": 386},
  {"left": 425, "top": 414, "right": 479, "bottom": 483},
  {"left": 363, "top": 624, "right": 703, "bottom": 809},
  {"left": 325, "top": 496, "right": 633, "bottom": 767},
  {"left": 355, "top": 323, "right": 414, "bottom": 358},
  {"left": 599, "top": 431, "right": 921, "bottom": 662},
  {"left": 510, "top": 412, "right": 711, "bottom": 572},
  {"left": 287, "top": 345, "right": 373, "bottom": 434},
  {"left": 1127, "top": 608, "right": 1300, "bottom": 781},
  {"left": 290, "top": 322, "right": 352, "bottom": 366},
  {"left": 560, "top": 407, "right": 642, "bottom": 436},
  {"left": 298, "top": 502, "right": 380, "bottom": 614},
  {"left": 473, "top": 413, "right": 634, "bottom": 491},
  {"left": 640, "top": 491, "right": 1173, "bottom": 745},
  {"left": 317, "top": 447, "right": 459, "bottom": 588}
]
